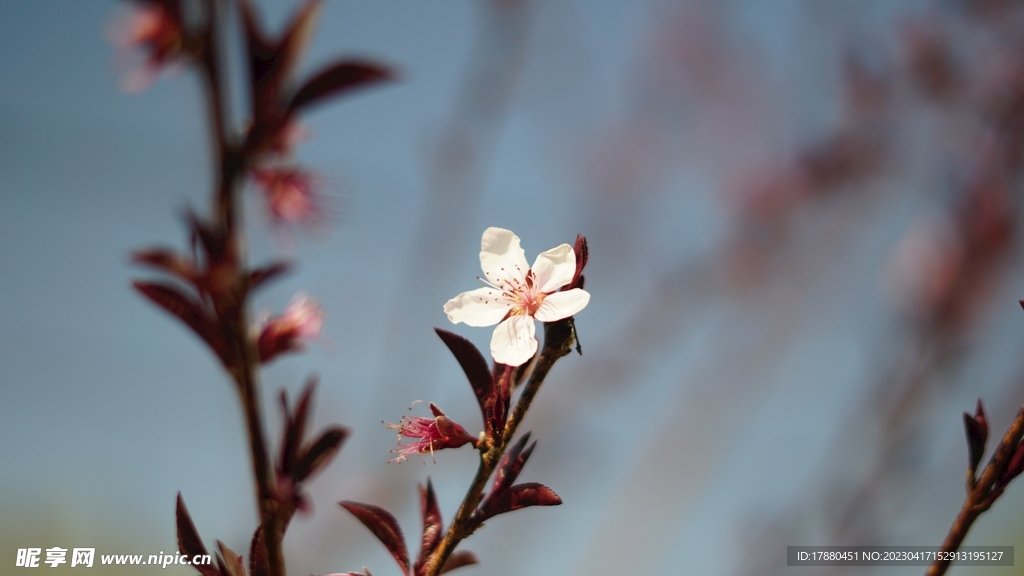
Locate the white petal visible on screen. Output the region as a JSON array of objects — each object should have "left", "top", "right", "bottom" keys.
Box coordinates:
[
  {"left": 444, "top": 287, "right": 512, "bottom": 327},
  {"left": 480, "top": 227, "right": 529, "bottom": 286},
  {"left": 533, "top": 289, "right": 590, "bottom": 322},
  {"left": 490, "top": 315, "right": 538, "bottom": 366},
  {"left": 532, "top": 243, "right": 576, "bottom": 293}
]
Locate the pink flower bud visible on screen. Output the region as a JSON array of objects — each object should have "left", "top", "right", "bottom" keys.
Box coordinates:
[
  {"left": 251, "top": 167, "right": 325, "bottom": 227},
  {"left": 110, "top": 1, "right": 186, "bottom": 92},
  {"left": 257, "top": 295, "right": 324, "bottom": 363},
  {"left": 386, "top": 403, "right": 477, "bottom": 463}
]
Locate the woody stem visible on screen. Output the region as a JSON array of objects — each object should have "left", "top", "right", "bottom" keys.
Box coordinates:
[{"left": 423, "top": 320, "right": 576, "bottom": 576}]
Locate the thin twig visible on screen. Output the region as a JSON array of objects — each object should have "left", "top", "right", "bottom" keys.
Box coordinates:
[
  {"left": 196, "top": 1, "right": 284, "bottom": 575},
  {"left": 926, "top": 403, "right": 1024, "bottom": 576},
  {"left": 423, "top": 320, "right": 576, "bottom": 576}
]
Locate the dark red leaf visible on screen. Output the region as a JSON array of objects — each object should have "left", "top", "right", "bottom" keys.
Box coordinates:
[
  {"left": 974, "top": 399, "right": 989, "bottom": 442},
  {"left": 132, "top": 248, "right": 196, "bottom": 283},
  {"left": 964, "top": 400, "right": 988, "bottom": 478},
  {"left": 184, "top": 210, "right": 225, "bottom": 263},
  {"left": 249, "top": 261, "right": 292, "bottom": 292},
  {"left": 414, "top": 479, "right": 443, "bottom": 575},
  {"left": 289, "top": 60, "right": 394, "bottom": 113},
  {"left": 133, "top": 281, "right": 226, "bottom": 363},
  {"left": 1002, "top": 441, "right": 1024, "bottom": 485},
  {"left": 278, "top": 0, "right": 323, "bottom": 85},
  {"left": 439, "top": 551, "right": 479, "bottom": 574},
  {"left": 477, "top": 483, "right": 562, "bottom": 522},
  {"left": 435, "top": 329, "right": 492, "bottom": 428},
  {"left": 176, "top": 494, "right": 220, "bottom": 576},
  {"left": 340, "top": 501, "right": 410, "bottom": 575},
  {"left": 249, "top": 525, "right": 268, "bottom": 576},
  {"left": 279, "top": 377, "right": 317, "bottom": 477},
  {"left": 489, "top": 433, "right": 535, "bottom": 497},
  {"left": 294, "top": 425, "right": 349, "bottom": 481},
  {"left": 216, "top": 541, "right": 245, "bottom": 576},
  {"left": 569, "top": 234, "right": 588, "bottom": 289}
]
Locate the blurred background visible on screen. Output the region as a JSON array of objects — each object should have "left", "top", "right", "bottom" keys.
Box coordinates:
[{"left": 4, "top": 0, "right": 1024, "bottom": 574}]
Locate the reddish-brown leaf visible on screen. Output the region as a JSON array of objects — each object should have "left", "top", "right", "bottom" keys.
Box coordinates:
[
  {"left": 439, "top": 551, "right": 479, "bottom": 574},
  {"left": 477, "top": 483, "right": 562, "bottom": 522},
  {"left": 176, "top": 494, "right": 220, "bottom": 576},
  {"left": 132, "top": 248, "right": 196, "bottom": 283},
  {"left": 289, "top": 60, "right": 394, "bottom": 113},
  {"left": 489, "top": 432, "right": 535, "bottom": 497},
  {"left": 216, "top": 541, "right": 245, "bottom": 576},
  {"left": 279, "top": 376, "right": 317, "bottom": 477},
  {"left": 963, "top": 408, "right": 987, "bottom": 477},
  {"left": 340, "top": 501, "right": 410, "bottom": 575},
  {"left": 249, "top": 525, "right": 268, "bottom": 576},
  {"left": 569, "top": 234, "right": 588, "bottom": 289},
  {"left": 294, "top": 425, "right": 348, "bottom": 481},
  {"left": 414, "top": 479, "right": 442, "bottom": 575},
  {"left": 435, "top": 328, "right": 493, "bottom": 428},
  {"left": 133, "top": 281, "right": 226, "bottom": 363},
  {"left": 249, "top": 261, "right": 292, "bottom": 292}
]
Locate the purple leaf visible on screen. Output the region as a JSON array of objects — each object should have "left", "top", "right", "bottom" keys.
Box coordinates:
[
  {"left": 414, "top": 479, "right": 442, "bottom": 575},
  {"left": 249, "top": 525, "right": 268, "bottom": 576},
  {"left": 477, "top": 483, "right": 562, "bottom": 522},
  {"left": 340, "top": 501, "right": 410, "bottom": 575},
  {"left": 435, "top": 328, "right": 493, "bottom": 430},
  {"left": 439, "top": 551, "right": 479, "bottom": 574},
  {"left": 133, "top": 281, "right": 226, "bottom": 363},
  {"left": 289, "top": 60, "right": 394, "bottom": 113},
  {"left": 216, "top": 541, "right": 245, "bottom": 576},
  {"left": 176, "top": 494, "right": 220, "bottom": 576},
  {"left": 294, "top": 425, "right": 349, "bottom": 481}
]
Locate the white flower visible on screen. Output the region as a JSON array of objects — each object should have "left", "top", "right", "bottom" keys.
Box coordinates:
[{"left": 444, "top": 227, "right": 591, "bottom": 366}]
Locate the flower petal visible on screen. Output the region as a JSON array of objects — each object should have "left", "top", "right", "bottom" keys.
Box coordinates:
[
  {"left": 533, "top": 289, "right": 590, "bottom": 322},
  {"left": 532, "top": 243, "right": 576, "bottom": 293},
  {"left": 444, "top": 287, "right": 511, "bottom": 327},
  {"left": 480, "top": 227, "right": 529, "bottom": 287},
  {"left": 490, "top": 315, "right": 537, "bottom": 366}
]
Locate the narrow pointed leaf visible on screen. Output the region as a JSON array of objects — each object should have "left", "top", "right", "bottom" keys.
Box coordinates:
[
  {"left": 569, "top": 234, "right": 588, "bottom": 289},
  {"left": 490, "top": 433, "right": 535, "bottom": 497},
  {"left": 216, "top": 541, "right": 245, "bottom": 576},
  {"left": 134, "top": 281, "right": 225, "bottom": 362},
  {"left": 132, "top": 248, "right": 196, "bottom": 283},
  {"left": 281, "top": 376, "right": 317, "bottom": 476},
  {"left": 1003, "top": 442, "right": 1024, "bottom": 484},
  {"left": 439, "top": 551, "right": 479, "bottom": 574},
  {"left": 249, "top": 525, "right": 269, "bottom": 576},
  {"left": 340, "top": 501, "right": 410, "bottom": 575},
  {"left": 176, "top": 494, "right": 220, "bottom": 576},
  {"left": 963, "top": 412, "right": 986, "bottom": 476},
  {"left": 414, "top": 479, "right": 443, "bottom": 574},
  {"left": 435, "top": 328, "right": 492, "bottom": 425},
  {"left": 184, "top": 210, "right": 224, "bottom": 262},
  {"left": 278, "top": 0, "right": 323, "bottom": 87},
  {"left": 289, "top": 61, "right": 394, "bottom": 113},
  {"left": 249, "top": 261, "right": 292, "bottom": 292},
  {"left": 294, "top": 426, "right": 349, "bottom": 481},
  {"left": 478, "top": 483, "right": 562, "bottom": 522}
]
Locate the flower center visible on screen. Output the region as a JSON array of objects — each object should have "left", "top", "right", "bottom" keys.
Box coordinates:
[{"left": 508, "top": 270, "right": 545, "bottom": 316}]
